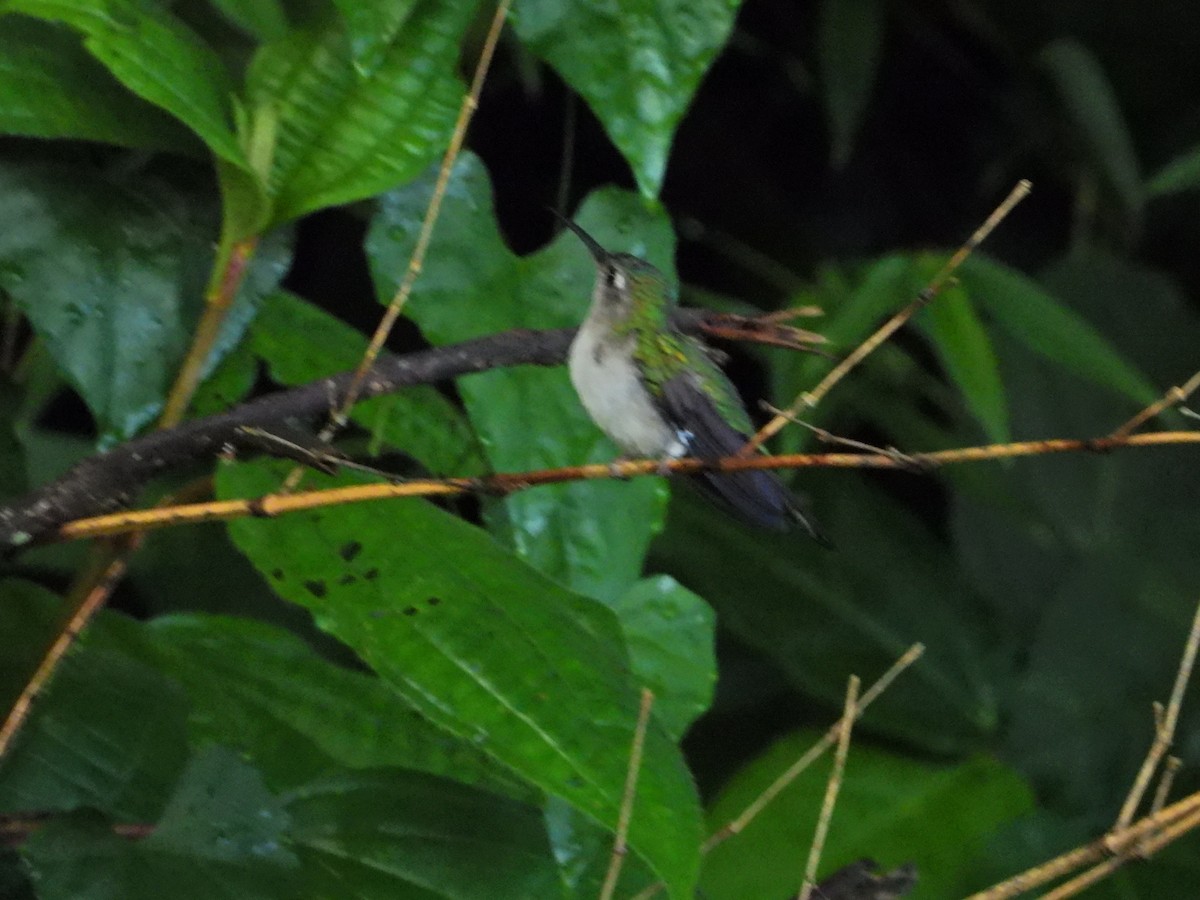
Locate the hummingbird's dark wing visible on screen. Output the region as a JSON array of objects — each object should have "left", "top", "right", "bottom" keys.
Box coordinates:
[{"left": 655, "top": 360, "right": 828, "bottom": 543}]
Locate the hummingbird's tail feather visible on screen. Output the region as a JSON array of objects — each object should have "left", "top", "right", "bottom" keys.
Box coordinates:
[{"left": 658, "top": 376, "right": 828, "bottom": 542}]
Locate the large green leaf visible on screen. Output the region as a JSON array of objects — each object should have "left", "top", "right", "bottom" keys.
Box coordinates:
[
  {"left": 3, "top": 0, "right": 246, "bottom": 166},
  {"left": 19, "top": 747, "right": 560, "bottom": 900},
  {"left": 613, "top": 575, "right": 716, "bottom": 740},
  {"left": 701, "top": 731, "right": 1033, "bottom": 899},
  {"left": 218, "top": 461, "right": 704, "bottom": 897},
  {"left": 817, "top": 0, "right": 886, "bottom": 169},
  {"left": 367, "top": 155, "right": 674, "bottom": 604},
  {"left": 512, "top": 0, "right": 742, "bottom": 197},
  {"left": 245, "top": 0, "right": 477, "bottom": 224},
  {"left": 0, "top": 16, "right": 198, "bottom": 152},
  {"left": 0, "top": 159, "right": 290, "bottom": 439}
]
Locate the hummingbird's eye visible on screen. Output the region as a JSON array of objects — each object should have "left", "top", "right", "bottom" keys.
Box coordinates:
[{"left": 606, "top": 267, "right": 626, "bottom": 292}]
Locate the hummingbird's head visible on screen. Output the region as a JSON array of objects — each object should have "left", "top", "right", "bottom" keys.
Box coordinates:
[{"left": 556, "top": 215, "right": 670, "bottom": 322}]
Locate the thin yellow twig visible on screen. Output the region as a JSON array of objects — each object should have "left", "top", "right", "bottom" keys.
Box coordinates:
[
  {"left": 1115, "top": 596, "right": 1200, "bottom": 828},
  {"left": 1109, "top": 368, "right": 1200, "bottom": 440},
  {"left": 49, "top": 430, "right": 1200, "bottom": 543},
  {"left": 598, "top": 688, "right": 654, "bottom": 900},
  {"left": 1151, "top": 757, "right": 1182, "bottom": 816},
  {"left": 967, "top": 789, "right": 1200, "bottom": 900},
  {"left": 285, "top": 0, "right": 512, "bottom": 493},
  {"left": 742, "top": 179, "right": 1031, "bottom": 454},
  {"left": 629, "top": 647, "right": 922, "bottom": 900},
  {"left": 797, "top": 675, "right": 859, "bottom": 900},
  {"left": 703, "top": 644, "right": 923, "bottom": 854}
]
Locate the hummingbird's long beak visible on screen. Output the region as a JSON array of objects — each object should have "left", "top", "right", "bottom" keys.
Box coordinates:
[{"left": 549, "top": 209, "right": 609, "bottom": 264}]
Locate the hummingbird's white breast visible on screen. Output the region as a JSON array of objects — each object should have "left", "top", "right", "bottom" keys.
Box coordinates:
[{"left": 569, "top": 322, "right": 689, "bottom": 459}]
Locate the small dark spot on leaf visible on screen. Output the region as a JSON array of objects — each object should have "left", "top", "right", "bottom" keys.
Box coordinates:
[
  {"left": 403, "top": 606, "right": 418, "bottom": 616},
  {"left": 364, "top": 568, "right": 379, "bottom": 581},
  {"left": 303, "top": 580, "right": 328, "bottom": 598},
  {"left": 427, "top": 596, "right": 441, "bottom": 606},
  {"left": 270, "top": 568, "right": 285, "bottom": 581},
  {"left": 338, "top": 574, "right": 357, "bottom": 586},
  {"left": 339, "top": 540, "right": 363, "bottom": 562}
]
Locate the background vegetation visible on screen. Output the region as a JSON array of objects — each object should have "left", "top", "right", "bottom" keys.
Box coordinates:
[{"left": 2, "top": 0, "right": 1200, "bottom": 897}]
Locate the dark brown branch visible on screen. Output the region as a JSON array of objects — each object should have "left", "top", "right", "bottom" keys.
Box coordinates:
[
  {"left": 1, "top": 327, "right": 572, "bottom": 552},
  {"left": 2, "top": 310, "right": 759, "bottom": 552}
]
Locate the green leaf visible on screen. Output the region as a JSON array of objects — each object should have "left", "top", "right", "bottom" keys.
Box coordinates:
[
  {"left": 960, "top": 254, "right": 1158, "bottom": 407},
  {"left": 0, "top": 616, "right": 191, "bottom": 821},
  {"left": 0, "top": 16, "right": 198, "bottom": 152},
  {"left": 918, "top": 277, "right": 1009, "bottom": 443},
  {"left": 147, "top": 745, "right": 294, "bottom": 863},
  {"left": 817, "top": 0, "right": 886, "bottom": 169},
  {"left": 1147, "top": 143, "right": 1200, "bottom": 196},
  {"left": 614, "top": 576, "right": 716, "bottom": 740},
  {"left": 286, "top": 770, "right": 561, "bottom": 899},
  {"left": 246, "top": 1, "right": 477, "bottom": 224},
  {"left": 1040, "top": 38, "right": 1143, "bottom": 230},
  {"left": 701, "top": 731, "right": 1034, "bottom": 899},
  {"left": 0, "top": 159, "right": 290, "bottom": 439},
  {"left": 218, "top": 460, "right": 703, "bottom": 897},
  {"left": 368, "top": 154, "right": 675, "bottom": 604},
  {"left": 139, "top": 614, "right": 523, "bottom": 798},
  {"left": 513, "top": 0, "right": 742, "bottom": 197},
  {"left": 4, "top": 0, "right": 247, "bottom": 166}
]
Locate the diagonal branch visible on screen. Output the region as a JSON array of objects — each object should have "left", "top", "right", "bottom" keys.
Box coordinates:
[{"left": 0, "top": 310, "right": 763, "bottom": 551}]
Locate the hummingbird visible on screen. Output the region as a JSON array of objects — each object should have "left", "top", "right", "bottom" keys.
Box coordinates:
[{"left": 559, "top": 216, "right": 827, "bottom": 542}]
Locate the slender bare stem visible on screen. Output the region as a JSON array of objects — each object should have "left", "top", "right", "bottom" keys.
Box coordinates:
[
  {"left": 599, "top": 688, "right": 654, "bottom": 900},
  {"left": 1109, "top": 368, "right": 1200, "bottom": 440},
  {"left": 1115, "top": 597, "right": 1200, "bottom": 828},
  {"left": 797, "top": 675, "right": 859, "bottom": 900}
]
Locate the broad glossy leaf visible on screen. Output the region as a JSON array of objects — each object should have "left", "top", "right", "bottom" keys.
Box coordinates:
[
  {"left": 4, "top": 0, "right": 246, "bottom": 165},
  {"left": 818, "top": 0, "right": 886, "bottom": 169},
  {"left": 219, "top": 461, "right": 703, "bottom": 897},
  {"left": 513, "top": 0, "right": 742, "bottom": 197},
  {"left": 367, "top": 155, "right": 674, "bottom": 604},
  {"left": 960, "top": 254, "right": 1157, "bottom": 408},
  {"left": 701, "top": 731, "right": 1033, "bottom": 898},
  {"left": 0, "top": 16, "right": 197, "bottom": 152},
  {"left": 0, "top": 598, "right": 190, "bottom": 821},
  {"left": 286, "top": 770, "right": 560, "bottom": 899},
  {"left": 0, "top": 159, "right": 290, "bottom": 439},
  {"left": 614, "top": 575, "right": 716, "bottom": 740},
  {"left": 1040, "top": 38, "right": 1143, "bottom": 230},
  {"left": 245, "top": 2, "right": 477, "bottom": 223}
]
